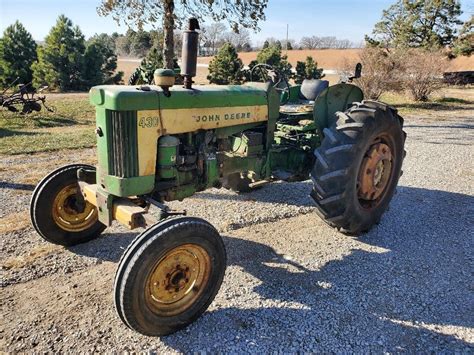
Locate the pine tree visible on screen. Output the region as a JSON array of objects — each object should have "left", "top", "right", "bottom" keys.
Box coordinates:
[
  {"left": 32, "top": 15, "right": 86, "bottom": 91},
  {"left": 453, "top": 15, "right": 473, "bottom": 56},
  {"left": 0, "top": 21, "right": 37, "bottom": 88},
  {"left": 367, "top": 0, "right": 463, "bottom": 49},
  {"left": 294, "top": 56, "right": 325, "bottom": 84},
  {"left": 256, "top": 44, "right": 293, "bottom": 80},
  {"left": 82, "top": 35, "right": 123, "bottom": 87},
  {"left": 207, "top": 43, "right": 243, "bottom": 85}
]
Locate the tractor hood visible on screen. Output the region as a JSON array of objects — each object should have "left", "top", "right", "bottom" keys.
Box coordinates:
[{"left": 89, "top": 84, "right": 268, "bottom": 111}]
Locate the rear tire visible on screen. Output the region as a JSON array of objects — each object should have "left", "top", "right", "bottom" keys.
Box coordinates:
[
  {"left": 30, "top": 164, "right": 106, "bottom": 246},
  {"left": 310, "top": 101, "right": 406, "bottom": 234},
  {"left": 114, "top": 217, "right": 226, "bottom": 336}
]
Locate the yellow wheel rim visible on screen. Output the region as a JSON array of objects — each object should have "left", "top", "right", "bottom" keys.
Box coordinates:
[
  {"left": 145, "top": 244, "right": 211, "bottom": 316},
  {"left": 51, "top": 184, "right": 98, "bottom": 232}
]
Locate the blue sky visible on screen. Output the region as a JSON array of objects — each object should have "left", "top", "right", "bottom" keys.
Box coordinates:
[{"left": 1, "top": 0, "right": 473, "bottom": 44}]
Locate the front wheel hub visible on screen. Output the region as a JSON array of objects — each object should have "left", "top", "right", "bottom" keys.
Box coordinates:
[
  {"left": 358, "top": 142, "right": 392, "bottom": 201},
  {"left": 146, "top": 244, "right": 211, "bottom": 316}
]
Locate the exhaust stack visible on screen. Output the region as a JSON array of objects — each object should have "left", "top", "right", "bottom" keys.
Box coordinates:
[{"left": 181, "top": 18, "right": 200, "bottom": 89}]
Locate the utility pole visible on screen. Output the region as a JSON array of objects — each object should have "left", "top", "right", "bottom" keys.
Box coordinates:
[{"left": 286, "top": 24, "right": 289, "bottom": 56}]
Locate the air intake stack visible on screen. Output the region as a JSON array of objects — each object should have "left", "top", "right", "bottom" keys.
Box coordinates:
[{"left": 181, "top": 18, "right": 200, "bottom": 89}]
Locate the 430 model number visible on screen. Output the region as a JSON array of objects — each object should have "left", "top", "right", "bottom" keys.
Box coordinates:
[{"left": 139, "top": 116, "right": 159, "bottom": 128}]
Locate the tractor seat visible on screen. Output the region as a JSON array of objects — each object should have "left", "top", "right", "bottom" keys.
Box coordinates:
[{"left": 299, "top": 79, "right": 329, "bottom": 101}]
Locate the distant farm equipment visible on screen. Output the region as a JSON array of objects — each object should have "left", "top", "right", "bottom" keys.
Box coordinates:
[{"left": 0, "top": 79, "right": 55, "bottom": 114}]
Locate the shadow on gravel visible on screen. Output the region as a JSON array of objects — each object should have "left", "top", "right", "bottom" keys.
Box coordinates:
[
  {"left": 159, "top": 186, "right": 473, "bottom": 352},
  {"left": 0, "top": 181, "right": 36, "bottom": 191}
]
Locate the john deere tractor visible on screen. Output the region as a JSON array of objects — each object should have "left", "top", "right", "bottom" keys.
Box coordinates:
[{"left": 30, "top": 19, "right": 406, "bottom": 336}]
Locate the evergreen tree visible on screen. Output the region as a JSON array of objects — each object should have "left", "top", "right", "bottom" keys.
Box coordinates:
[
  {"left": 262, "top": 40, "right": 270, "bottom": 49},
  {"left": 286, "top": 41, "right": 293, "bottom": 50},
  {"left": 367, "top": 0, "right": 463, "bottom": 49},
  {"left": 275, "top": 40, "right": 282, "bottom": 50},
  {"left": 294, "top": 56, "right": 325, "bottom": 84},
  {"left": 0, "top": 21, "right": 37, "bottom": 88},
  {"left": 207, "top": 43, "right": 243, "bottom": 85},
  {"left": 256, "top": 44, "right": 292, "bottom": 80},
  {"left": 32, "top": 15, "right": 86, "bottom": 91},
  {"left": 82, "top": 35, "right": 123, "bottom": 87},
  {"left": 453, "top": 15, "right": 473, "bottom": 56}
]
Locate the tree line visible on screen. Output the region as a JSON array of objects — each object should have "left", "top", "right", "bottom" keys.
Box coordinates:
[{"left": 0, "top": 16, "right": 123, "bottom": 91}]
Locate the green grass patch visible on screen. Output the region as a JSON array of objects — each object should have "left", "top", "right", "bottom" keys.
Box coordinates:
[
  {"left": 0, "top": 96, "right": 96, "bottom": 154},
  {"left": 0, "top": 97, "right": 94, "bottom": 130},
  {"left": 380, "top": 91, "right": 474, "bottom": 116},
  {"left": 0, "top": 127, "right": 96, "bottom": 155}
]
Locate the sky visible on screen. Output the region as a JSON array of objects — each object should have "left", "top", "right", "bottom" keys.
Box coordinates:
[{"left": 1, "top": 0, "right": 473, "bottom": 44}]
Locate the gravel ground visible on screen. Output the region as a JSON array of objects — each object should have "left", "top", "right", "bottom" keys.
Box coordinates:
[{"left": 1, "top": 110, "right": 473, "bottom": 352}]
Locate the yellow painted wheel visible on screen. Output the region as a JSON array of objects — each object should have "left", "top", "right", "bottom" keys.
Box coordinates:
[
  {"left": 30, "top": 164, "right": 106, "bottom": 246},
  {"left": 145, "top": 244, "right": 211, "bottom": 316},
  {"left": 51, "top": 184, "right": 98, "bottom": 232},
  {"left": 114, "top": 217, "right": 226, "bottom": 336}
]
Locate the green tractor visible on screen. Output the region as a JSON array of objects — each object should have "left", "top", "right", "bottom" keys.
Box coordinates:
[{"left": 30, "top": 19, "right": 406, "bottom": 336}]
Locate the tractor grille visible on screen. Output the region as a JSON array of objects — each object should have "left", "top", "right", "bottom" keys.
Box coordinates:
[{"left": 107, "top": 110, "right": 139, "bottom": 177}]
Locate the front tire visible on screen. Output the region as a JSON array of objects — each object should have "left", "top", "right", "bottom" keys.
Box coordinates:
[
  {"left": 310, "top": 101, "right": 406, "bottom": 234},
  {"left": 30, "top": 164, "right": 106, "bottom": 246},
  {"left": 114, "top": 217, "right": 227, "bottom": 336}
]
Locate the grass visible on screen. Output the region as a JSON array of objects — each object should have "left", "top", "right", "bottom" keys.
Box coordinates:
[
  {"left": 380, "top": 88, "right": 474, "bottom": 116},
  {"left": 0, "top": 96, "right": 96, "bottom": 154}
]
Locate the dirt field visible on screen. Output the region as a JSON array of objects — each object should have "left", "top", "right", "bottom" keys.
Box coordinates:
[
  {"left": 0, "top": 87, "right": 473, "bottom": 352},
  {"left": 196, "top": 49, "right": 474, "bottom": 71}
]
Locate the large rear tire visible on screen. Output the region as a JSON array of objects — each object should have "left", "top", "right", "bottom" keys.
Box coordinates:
[
  {"left": 114, "top": 216, "right": 226, "bottom": 336},
  {"left": 310, "top": 101, "right": 406, "bottom": 234},
  {"left": 30, "top": 164, "right": 106, "bottom": 246}
]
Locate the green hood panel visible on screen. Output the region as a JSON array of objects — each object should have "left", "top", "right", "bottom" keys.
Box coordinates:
[{"left": 90, "top": 84, "right": 268, "bottom": 111}]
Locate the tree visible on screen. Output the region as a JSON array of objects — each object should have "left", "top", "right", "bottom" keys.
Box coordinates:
[
  {"left": 98, "top": 0, "right": 268, "bottom": 69},
  {"left": 201, "top": 23, "right": 227, "bottom": 55},
  {"left": 222, "top": 28, "right": 251, "bottom": 51},
  {"left": 403, "top": 49, "right": 445, "bottom": 101},
  {"left": 300, "top": 36, "right": 321, "bottom": 49},
  {"left": 347, "top": 48, "right": 404, "bottom": 100},
  {"left": 0, "top": 21, "right": 37, "bottom": 88},
  {"left": 207, "top": 43, "right": 243, "bottom": 85},
  {"left": 32, "top": 15, "right": 86, "bottom": 91},
  {"left": 82, "top": 35, "right": 123, "bottom": 86},
  {"left": 256, "top": 44, "right": 292, "bottom": 80},
  {"left": 453, "top": 15, "right": 473, "bottom": 56},
  {"left": 262, "top": 40, "right": 270, "bottom": 49},
  {"left": 294, "top": 56, "right": 325, "bottom": 84},
  {"left": 367, "top": 0, "right": 463, "bottom": 49},
  {"left": 286, "top": 41, "right": 293, "bottom": 50}
]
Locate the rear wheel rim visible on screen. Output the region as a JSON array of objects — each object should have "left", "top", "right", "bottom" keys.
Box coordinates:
[
  {"left": 357, "top": 135, "right": 394, "bottom": 210},
  {"left": 51, "top": 184, "right": 97, "bottom": 232},
  {"left": 145, "top": 244, "right": 211, "bottom": 317}
]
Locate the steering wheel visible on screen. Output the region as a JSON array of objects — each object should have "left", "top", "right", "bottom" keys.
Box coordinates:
[{"left": 250, "top": 64, "right": 291, "bottom": 105}]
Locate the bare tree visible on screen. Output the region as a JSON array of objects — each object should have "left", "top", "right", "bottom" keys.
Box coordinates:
[
  {"left": 300, "top": 36, "right": 321, "bottom": 49},
  {"left": 201, "top": 23, "right": 227, "bottom": 55},
  {"left": 222, "top": 28, "right": 251, "bottom": 51},
  {"left": 402, "top": 50, "right": 445, "bottom": 101}
]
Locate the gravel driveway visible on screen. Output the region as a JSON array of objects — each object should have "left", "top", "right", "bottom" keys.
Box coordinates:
[{"left": 1, "top": 112, "right": 473, "bottom": 352}]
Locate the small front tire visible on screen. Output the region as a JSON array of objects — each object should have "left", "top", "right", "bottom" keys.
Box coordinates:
[
  {"left": 30, "top": 164, "right": 106, "bottom": 246},
  {"left": 114, "top": 217, "right": 227, "bottom": 336}
]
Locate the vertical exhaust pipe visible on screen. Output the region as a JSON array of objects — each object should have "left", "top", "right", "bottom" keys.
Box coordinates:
[{"left": 181, "top": 18, "right": 200, "bottom": 89}]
